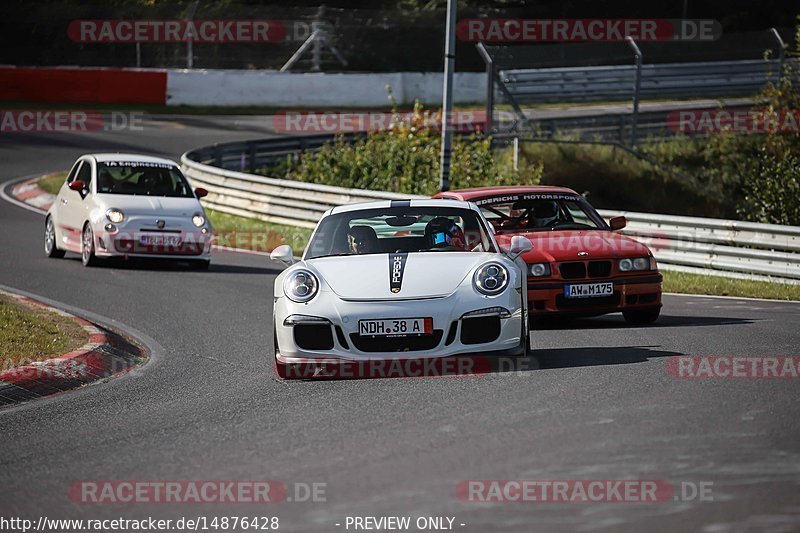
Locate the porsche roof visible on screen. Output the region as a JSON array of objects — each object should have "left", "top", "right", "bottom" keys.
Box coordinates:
[{"left": 328, "top": 198, "right": 480, "bottom": 215}]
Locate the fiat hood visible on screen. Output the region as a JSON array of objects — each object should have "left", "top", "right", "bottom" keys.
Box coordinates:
[
  {"left": 306, "top": 252, "right": 494, "bottom": 300},
  {"left": 95, "top": 195, "right": 203, "bottom": 217},
  {"left": 495, "top": 230, "right": 651, "bottom": 263}
]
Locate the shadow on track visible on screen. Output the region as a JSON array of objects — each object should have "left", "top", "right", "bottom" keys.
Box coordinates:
[
  {"left": 62, "top": 256, "right": 282, "bottom": 275},
  {"left": 273, "top": 346, "right": 682, "bottom": 382},
  {"left": 526, "top": 345, "right": 681, "bottom": 370},
  {"left": 531, "top": 314, "right": 753, "bottom": 330}
]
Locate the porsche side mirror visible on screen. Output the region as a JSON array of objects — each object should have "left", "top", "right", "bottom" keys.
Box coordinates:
[
  {"left": 609, "top": 216, "right": 627, "bottom": 231},
  {"left": 68, "top": 180, "right": 85, "bottom": 192},
  {"left": 195, "top": 187, "right": 209, "bottom": 199},
  {"left": 270, "top": 245, "right": 295, "bottom": 266},
  {"left": 507, "top": 235, "right": 533, "bottom": 260}
]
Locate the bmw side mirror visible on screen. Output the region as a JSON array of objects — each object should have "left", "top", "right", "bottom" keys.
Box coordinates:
[
  {"left": 507, "top": 235, "right": 533, "bottom": 260},
  {"left": 270, "top": 245, "right": 295, "bottom": 266},
  {"left": 609, "top": 216, "right": 627, "bottom": 231}
]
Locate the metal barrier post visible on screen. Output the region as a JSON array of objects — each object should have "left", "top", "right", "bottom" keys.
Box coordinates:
[
  {"left": 186, "top": 1, "right": 199, "bottom": 69},
  {"left": 626, "top": 37, "right": 643, "bottom": 148},
  {"left": 476, "top": 42, "right": 495, "bottom": 134},
  {"left": 438, "top": 0, "right": 457, "bottom": 192},
  {"left": 770, "top": 27, "right": 786, "bottom": 78}
]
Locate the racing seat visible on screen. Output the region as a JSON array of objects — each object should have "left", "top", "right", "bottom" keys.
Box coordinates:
[{"left": 347, "top": 225, "right": 379, "bottom": 254}]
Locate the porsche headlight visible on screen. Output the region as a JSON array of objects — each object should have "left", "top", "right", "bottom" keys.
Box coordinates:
[
  {"left": 529, "top": 263, "right": 551, "bottom": 277},
  {"left": 474, "top": 262, "right": 509, "bottom": 295},
  {"left": 283, "top": 269, "right": 319, "bottom": 303},
  {"left": 192, "top": 214, "right": 205, "bottom": 227},
  {"left": 105, "top": 209, "right": 124, "bottom": 223},
  {"left": 619, "top": 257, "right": 653, "bottom": 272}
]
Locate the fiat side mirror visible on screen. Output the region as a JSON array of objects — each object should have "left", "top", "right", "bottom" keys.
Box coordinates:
[{"left": 68, "top": 180, "right": 85, "bottom": 192}]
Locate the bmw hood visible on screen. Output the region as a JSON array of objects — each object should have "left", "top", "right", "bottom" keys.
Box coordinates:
[
  {"left": 495, "top": 230, "right": 651, "bottom": 263},
  {"left": 95, "top": 195, "right": 202, "bottom": 217},
  {"left": 306, "top": 252, "right": 496, "bottom": 300}
]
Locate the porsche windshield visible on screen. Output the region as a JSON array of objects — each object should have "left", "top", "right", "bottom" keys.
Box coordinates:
[
  {"left": 96, "top": 161, "right": 195, "bottom": 197},
  {"left": 306, "top": 207, "right": 496, "bottom": 259},
  {"left": 479, "top": 195, "right": 607, "bottom": 232}
]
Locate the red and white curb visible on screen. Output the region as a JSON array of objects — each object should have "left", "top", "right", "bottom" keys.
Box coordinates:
[
  {"left": 0, "top": 290, "right": 146, "bottom": 406},
  {"left": 10, "top": 175, "right": 56, "bottom": 213}
]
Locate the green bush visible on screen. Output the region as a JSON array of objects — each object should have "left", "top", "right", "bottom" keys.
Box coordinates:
[{"left": 260, "top": 102, "right": 542, "bottom": 195}]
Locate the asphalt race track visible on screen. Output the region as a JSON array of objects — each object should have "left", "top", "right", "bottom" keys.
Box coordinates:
[{"left": 1, "top": 117, "right": 799, "bottom": 532}]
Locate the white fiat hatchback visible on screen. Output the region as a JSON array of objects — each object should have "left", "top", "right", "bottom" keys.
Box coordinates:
[{"left": 45, "top": 154, "right": 213, "bottom": 268}]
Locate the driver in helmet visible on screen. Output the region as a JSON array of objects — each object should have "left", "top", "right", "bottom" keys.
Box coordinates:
[
  {"left": 527, "top": 200, "right": 561, "bottom": 229},
  {"left": 425, "top": 217, "right": 467, "bottom": 251}
]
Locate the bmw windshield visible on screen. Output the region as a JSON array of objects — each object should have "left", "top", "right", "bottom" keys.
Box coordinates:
[
  {"left": 477, "top": 193, "right": 607, "bottom": 232},
  {"left": 306, "top": 207, "right": 497, "bottom": 259}
]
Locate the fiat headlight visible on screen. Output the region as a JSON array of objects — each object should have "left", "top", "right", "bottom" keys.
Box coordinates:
[
  {"left": 529, "top": 263, "right": 551, "bottom": 277},
  {"left": 619, "top": 257, "right": 652, "bottom": 272},
  {"left": 473, "top": 262, "right": 509, "bottom": 295},
  {"left": 105, "top": 209, "right": 124, "bottom": 223},
  {"left": 283, "top": 269, "right": 319, "bottom": 303},
  {"left": 192, "top": 214, "right": 205, "bottom": 227}
]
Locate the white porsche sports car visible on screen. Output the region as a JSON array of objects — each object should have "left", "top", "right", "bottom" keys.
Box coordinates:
[
  {"left": 270, "top": 199, "right": 533, "bottom": 379},
  {"left": 45, "top": 154, "right": 213, "bottom": 268}
]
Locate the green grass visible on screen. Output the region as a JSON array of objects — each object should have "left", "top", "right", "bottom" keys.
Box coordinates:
[
  {"left": 663, "top": 270, "right": 800, "bottom": 301},
  {"left": 0, "top": 293, "right": 89, "bottom": 368},
  {"left": 37, "top": 172, "right": 67, "bottom": 195},
  {"left": 205, "top": 208, "right": 313, "bottom": 254}
]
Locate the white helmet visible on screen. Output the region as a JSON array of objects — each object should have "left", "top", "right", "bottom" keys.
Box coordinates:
[{"left": 530, "top": 201, "right": 560, "bottom": 228}]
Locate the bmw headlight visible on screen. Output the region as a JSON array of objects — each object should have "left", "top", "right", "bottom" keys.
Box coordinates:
[
  {"left": 283, "top": 269, "right": 319, "bottom": 303},
  {"left": 529, "top": 263, "right": 551, "bottom": 277},
  {"left": 105, "top": 209, "right": 124, "bottom": 223},
  {"left": 192, "top": 213, "right": 205, "bottom": 227},
  {"left": 619, "top": 257, "right": 653, "bottom": 272},
  {"left": 473, "top": 262, "right": 509, "bottom": 295}
]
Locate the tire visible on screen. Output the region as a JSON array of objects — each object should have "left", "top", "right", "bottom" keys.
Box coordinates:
[
  {"left": 81, "top": 223, "right": 99, "bottom": 267},
  {"left": 520, "top": 309, "right": 530, "bottom": 356},
  {"left": 190, "top": 259, "right": 211, "bottom": 270},
  {"left": 45, "top": 217, "right": 65, "bottom": 258},
  {"left": 623, "top": 306, "right": 661, "bottom": 325}
]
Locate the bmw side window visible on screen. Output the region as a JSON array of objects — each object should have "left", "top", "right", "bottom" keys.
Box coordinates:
[{"left": 76, "top": 161, "right": 92, "bottom": 192}]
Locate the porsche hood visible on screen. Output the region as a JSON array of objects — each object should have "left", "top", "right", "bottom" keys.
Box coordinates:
[{"left": 306, "top": 252, "right": 497, "bottom": 300}]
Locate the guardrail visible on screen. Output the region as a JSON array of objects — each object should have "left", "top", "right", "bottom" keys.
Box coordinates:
[
  {"left": 182, "top": 137, "right": 800, "bottom": 284},
  {"left": 499, "top": 60, "right": 786, "bottom": 105}
]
